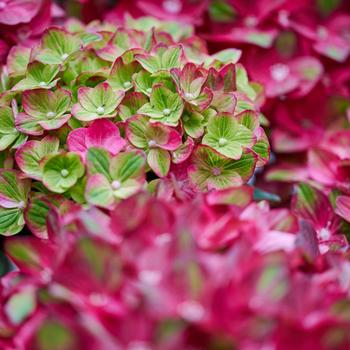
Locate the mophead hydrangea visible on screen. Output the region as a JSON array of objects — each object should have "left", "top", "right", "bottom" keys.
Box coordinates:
[{"left": 0, "top": 17, "right": 269, "bottom": 235}]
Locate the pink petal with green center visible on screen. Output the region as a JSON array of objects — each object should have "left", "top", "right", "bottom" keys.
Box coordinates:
[
  {"left": 191, "top": 87, "right": 213, "bottom": 111},
  {"left": 15, "top": 135, "right": 60, "bottom": 180},
  {"left": 85, "top": 173, "right": 114, "bottom": 209},
  {"left": 335, "top": 196, "right": 350, "bottom": 223},
  {"left": 188, "top": 145, "right": 257, "bottom": 191},
  {"left": 0, "top": 0, "right": 41, "bottom": 26},
  {"left": 118, "top": 92, "right": 148, "bottom": 121},
  {"left": 171, "top": 62, "right": 207, "bottom": 99},
  {"left": 236, "top": 110, "right": 259, "bottom": 131},
  {"left": 5, "top": 236, "right": 56, "bottom": 274},
  {"left": 220, "top": 64, "right": 237, "bottom": 92},
  {"left": 108, "top": 56, "right": 140, "bottom": 91},
  {"left": 38, "top": 113, "right": 71, "bottom": 130},
  {"left": 126, "top": 115, "right": 182, "bottom": 151},
  {"left": 289, "top": 56, "right": 323, "bottom": 96},
  {"left": 7, "top": 45, "right": 31, "bottom": 77},
  {"left": 0, "top": 170, "right": 31, "bottom": 208},
  {"left": 109, "top": 150, "right": 146, "bottom": 184},
  {"left": 0, "top": 207, "right": 25, "bottom": 236},
  {"left": 146, "top": 122, "right": 182, "bottom": 151},
  {"left": 292, "top": 183, "right": 334, "bottom": 230},
  {"left": 308, "top": 148, "right": 340, "bottom": 186},
  {"left": 71, "top": 104, "right": 98, "bottom": 122},
  {"left": 12, "top": 61, "right": 60, "bottom": 91},
  {"left": 22, "top": 88, "right": 71, "bottom": 118},
  {"left": 126, "top": 115, "right": 148, "bottom": 149},
  {"left": 252, "top": 128, "right": 270, "bottom": 167},
  {"left": 135, "top": 44, "right": 184, "bottom": 73},
  {"left": 15, "top": 112, "right": 44, "bottom": 136},
  {"left": 37, "top": 27, "right": 81, "bottom": 64},
  {"left": 74, "top": 82, "right": 125, "bottom": 121},
  {"left": 24, "top": 194, "right": 64, "bottom": 239},
  {"left": 210, "top": 28, "right": 278, "bottom": 48},
  {"left": 172, "top": 137, "right": 194, "bottom": 164},
  {"left": 210, "top": 91, "right": 237, "bottom": 113},
  {"left": 206, "top": 186, "right": 253, "bottom": 207},
  {"left": 314, "top": 36, "right": 350, "bottom": 62},
  {"left": 265, "top": 164, "right": 309, "bottom": 182}
]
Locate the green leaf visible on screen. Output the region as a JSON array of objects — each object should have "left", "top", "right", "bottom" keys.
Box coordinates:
[{"left": 15, "top": 136, "right": 60, "bottom": 180}]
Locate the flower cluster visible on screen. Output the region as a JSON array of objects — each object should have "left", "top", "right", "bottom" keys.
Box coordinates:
[
  {"left": 1, "top": 189, "right": 349, "bottom": 349},
  {"left": 0, "top": 18, "right": 268, "bottom": 236},
  {"left": 0, "top": 1, "right": 350, "bottom": 349}
]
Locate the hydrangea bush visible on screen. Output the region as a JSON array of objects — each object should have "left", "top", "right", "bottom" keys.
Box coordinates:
[
  {"left": 0, "top": 18, "right": 269, "bottom": 236},
  {"left": 0, "top": 0, "right": 350, "bottom": 349}
]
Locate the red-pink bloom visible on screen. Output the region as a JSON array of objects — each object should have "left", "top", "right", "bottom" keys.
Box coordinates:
[
  {"left": 308, "top": 147, "right": 350, "bottom": 192},
  {"left": 247, "top": 51, "right": 323, "bottom": 98},
  {"left": 0, "top": 0, "right": 42, "bottom": 26},
  {"left": 110, "top": 0, "right": 209, "bottom": 25},
  {"left": 335, "top": 195, "right": 350, "bottom": 223},
  {"left": 67, "top": 119, "right": 126, "bottom": 162}
]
